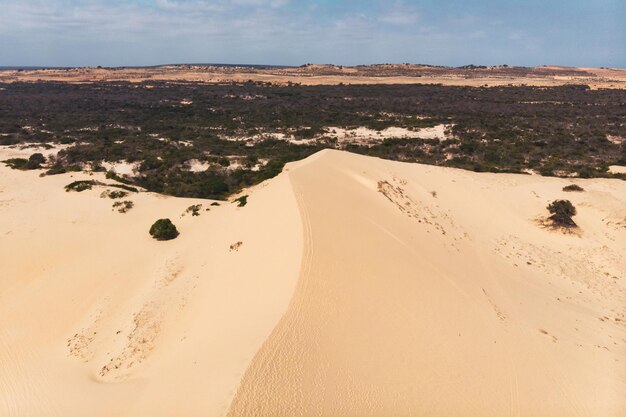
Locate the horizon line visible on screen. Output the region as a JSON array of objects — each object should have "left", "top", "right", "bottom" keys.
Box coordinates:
[{"left": 1, "top": 62, "right": 625, "bottom": 71}]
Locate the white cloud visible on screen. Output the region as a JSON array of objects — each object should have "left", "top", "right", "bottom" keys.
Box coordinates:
[
  {"left": 0, "top": 0, "right": 620, "bottom": 68},
  {"left": 231, "top": 0, "right": 290, "bottom": 7},
  {"left": 378, "top": 4, "right": 418, "bottom": 26}
]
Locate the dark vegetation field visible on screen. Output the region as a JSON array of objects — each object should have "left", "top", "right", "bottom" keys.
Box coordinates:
[{"left": 1, "top": 82, "right": 624, "bottom": 199}]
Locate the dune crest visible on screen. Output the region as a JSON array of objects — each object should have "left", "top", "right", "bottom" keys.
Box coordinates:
[{"left": 227, "top": 150, "right": 626, "bottom": 416}]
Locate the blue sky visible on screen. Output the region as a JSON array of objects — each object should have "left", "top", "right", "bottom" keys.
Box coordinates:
[{"left": 0, "top": 0, "right": 624, "bottom": 68}]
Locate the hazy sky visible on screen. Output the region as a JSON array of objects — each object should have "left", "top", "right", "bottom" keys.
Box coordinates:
[{"left": 0, "top": 0, "right": 624, "bottom": 68}]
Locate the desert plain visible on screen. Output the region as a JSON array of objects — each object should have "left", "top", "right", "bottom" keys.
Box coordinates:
[{"left": 2, "top": 63, "right": 626, "bottom": 89}]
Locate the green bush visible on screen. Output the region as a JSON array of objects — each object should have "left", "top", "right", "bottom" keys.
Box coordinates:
[
  {"left": 59, "top": 136, "right": 75, "bottom": 145},
  {"left": 186, "top": 204, "right": 202, "bottom": 216},
  {"left": 113, "top": 200, "right": 134, "bottom": 213},
  {"left": 3, "top": 158, "right": 29, "bottom": 170},
  {"left": 27, "top": 153, "right": 46, "bottom": 169},
  {"left": 233, "top": 195, "right": 248, "bottom": 207},
  {"left": 562, "top": 184, "right": 584, "bottom": 192},
  {"left": 65, "top": 180, "right": 98, "bottom": 192},
  {"left": 107, "top": 183, "right": 138, "bottom": 193},
  {"left": 106, "top": 170, "right": 134, "bottom": 185},
  {"left": 149, "top": 218, "right": 179, "bottom": 241},
  {"left": 101, "top": 190, "right": 128, "bottom": 199},
  {"left": 46, "top": 165, "right": 67, "bottom": 175},
  {"left": 4, "top": 155, "right": 46, "bottom": 170},
  {"left": 91, "top": 161, "right": 107, "bottom": 172},
  {"left": 547, "top": 199, "right": 577, "bottom": 227}
]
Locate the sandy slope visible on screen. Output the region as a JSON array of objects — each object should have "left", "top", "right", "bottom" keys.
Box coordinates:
[
  {"left": 227, "top": 150, "right": 626, "bottom": 416},
  {"left": 1, "top": 149, "right": 625, "bottom": 416},
  {"left": 0, "top": 157, "right": 303, "bottom": 417}
]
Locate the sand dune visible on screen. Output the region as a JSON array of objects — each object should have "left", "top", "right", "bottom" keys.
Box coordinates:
[
  {"left": 0, "top": 157, "right": 303, "bottom": 417},
  {"left": 1, "top": 149, "right": 625, "bottom": 416}
]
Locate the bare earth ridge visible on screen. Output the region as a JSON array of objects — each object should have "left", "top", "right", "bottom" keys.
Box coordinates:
[
  {"left": 0, "top": 149, "right": 625, "bottom": 416},
  {"left": 1, "top": 64, "right": 626, "bottom": 89}
]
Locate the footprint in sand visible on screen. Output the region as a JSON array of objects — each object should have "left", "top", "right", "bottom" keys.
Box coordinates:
[{"left": 99, "top": 302, "right": 162, "bottom": 380}]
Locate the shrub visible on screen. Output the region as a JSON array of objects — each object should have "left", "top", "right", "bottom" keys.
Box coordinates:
[
  {"left": 101, "top": 190, "right": 128, "bottom": 199},
  {"left": 113, "top": 200, "right": 134, "bottom": 213},
  {"left": 91, "top": 161, "right": 107, "bottom": 172},
  {"left": 233, "top": 195, "right": 248, "bottom": 207},
  {"left": 538, "top": 166, "right": 555, "bottom": 177},
  {"left": 59, "top": 136, "right": 75, "bottom": 144},
  {"left": 106, "top": 170, "right": 134, "bottom": 185},
  {"left": 46, "top": 165, "right": 67, "bottom": 175},
  {"left": 577, "top": 166, "right": 595, "bottom": 178},
  {"left": 562, "top": 184, "right": 584, "bottom": 192},
  {"left": 63, "top": 164, "right": 82, "bottom": 173},
  {"left": 3, "top": 158, "right": 29, "bottom": 170},
  {"left": 65, "top": 180, "right": 98, "bottom": 192},
  {"left": 0, "top": 135, "right": 19, "bottom": 146},
  {"left": 110, "top": 190, "right": 128, "bottom": 199},
  {"left": 186, "top": 204, "right": 202, "bottom": 216},
  {"left": 149, "top": 218, "right": 179, "bottom": 240},
  {"left": 107, "top": 183, "right": 138, "bottom": 193},
  {"left": 229, "top": 241, "right": 243, "bottom": 251},
  {"left": 26, "top": 153, "right": 46, "bottom": 169},
  {"left": 547, "top": 199, "right": 577, "bottom": 227}
]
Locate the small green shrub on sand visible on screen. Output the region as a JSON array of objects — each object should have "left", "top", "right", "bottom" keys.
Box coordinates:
[
  {"left": 3, "top": 154, "right": 45, "bottom": 170},
  {"left": 113, "top": 200, "right": 134, "bottom": 213},
  {"left": 106, "top": 170, "right": 134, "bottom": 185},
  {"left": 101, "top": 190, "right": 129, "bottom": 199},
  {"left": 27, "top": 153, "right": 46, "bottom": 169},
  {"left": 65, "top": 180, "right": 98, "bottom": 192},
  {"left": 107, "top": 183, "right": 138, "bottom": 193},
  {"left": 233, "top": 195, "right": 248, "bottom": 207},
  {"left": 46, "top": 165, "right": 67, "bottom": 175},
  {"left": 562, "top": 184, "right": 584, "bottom": 192},
  {"left": 3, "top": 158, "right": 29, "bottom": 170},
  {"left": 149, "top": 218, "right": 179, "bottom": 241},
  {"left": 67, "top": 180, "right": 137, "bottom": 194},
  {"left": 186, "top": 204, "right": 202, "bottom": 216},
  {"left": 547, "top": 199, "right": 577, "bottom": 228}
]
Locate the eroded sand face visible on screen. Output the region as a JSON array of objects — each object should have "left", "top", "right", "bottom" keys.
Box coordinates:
[{"left": 1, "top": 149, "right": 625, "bottom": 416}]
